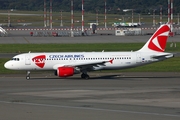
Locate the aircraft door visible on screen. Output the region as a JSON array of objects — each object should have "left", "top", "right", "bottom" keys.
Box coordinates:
[
  {"left": 25, "top": 55, "right": 31, "bottom": 65},
  {"left": 136, "top": 53, "right": 142, "bottom": 63}
]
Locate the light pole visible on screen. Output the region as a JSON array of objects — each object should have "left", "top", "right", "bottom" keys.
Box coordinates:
[
  {"left": 8, "top": 10, "right": 11, "bottom": 27},
  {"left": 178, "top": 13, "right": 179, "bottom": 25},
  {"left": 96, "top": 9, "right": 99, "bottom": 25},
  {"left": 153, "top": 9, "right": 156, "bottom": 26},
  {"left": 44, "top": 0, "right": 47, "bottom": 27},
  {"left": 82, "top": 0, "right": 84, "bottom": 35},
  {"left": 160, "top": 5, "right": 162, "bottom": 25},
  {"left": 60, "top": 10, "right": 63, "bottom": 27},
  {"left": 104, "top": 0, "right": 107, "bottom": 28},
  {"left": 50, "top": 0, "right": 52, "bottom": 29},
  {"left": 138, "top": 14, "right": 141, "bottom": 25},
  {"left": 122, "top": 16, "right": 124, "bottom": 22},
  {"left": 131, "top": 9, "right": 134, "bottom": 25},
  {"left": 70, "top": 0, "right": 74, "bottom": 37}
]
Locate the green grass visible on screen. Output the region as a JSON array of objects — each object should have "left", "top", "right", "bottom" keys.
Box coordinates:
[
  {"left": 0, "top": 43, "right": 179, "bottom": 53},
  {"left": 0, "top": 43, "right": 180, "bottom": 74},
  {"left": 0, "top": 43, "right": 143, "bottom": 53}
]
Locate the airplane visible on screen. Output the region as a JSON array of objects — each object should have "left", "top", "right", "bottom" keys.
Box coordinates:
[
  {"left": 4, "top": 24, "right": 174, "bottom": 80},
  {"left": 18, "top": 23, "right": 32, "bottom": 26},
  {"left": 0, "top": 26, "right": 8, "bottom": 35}
]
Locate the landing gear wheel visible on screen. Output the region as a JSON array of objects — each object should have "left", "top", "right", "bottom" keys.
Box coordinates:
[
  {"left": 26, "top": 76, "right": 30, "bottom": 80},
  {"left": 81, "top": 73, "right": 90, "bottom": 79},
  {"left": 26, "top": 71, "right": 31, "bottom": 80},
  {"left": 84, "top": 75, "right": 89, "bottom": 79},
  {"left": 81, "top": 73, "right": 85, "bottom": 79}
]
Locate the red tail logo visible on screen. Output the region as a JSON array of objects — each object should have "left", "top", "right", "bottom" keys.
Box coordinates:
[
  {"left": 32, "top": 55, "right": 46, "bottom": 68},
  {"left": 148, "top": 25, "right": 170, "bottom": 52}
]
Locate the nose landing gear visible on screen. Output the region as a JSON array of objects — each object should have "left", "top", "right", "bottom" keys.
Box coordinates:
[{"left": 26, "top": 71, "right": 30, "bottom": 80}]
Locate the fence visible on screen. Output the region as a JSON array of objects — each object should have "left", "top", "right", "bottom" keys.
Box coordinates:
[{"left": 32, "top": 30, "right": 91, "bottom": 37}]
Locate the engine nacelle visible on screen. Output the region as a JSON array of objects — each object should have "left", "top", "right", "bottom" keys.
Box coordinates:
[{"left": 57, "top": 67, "right": 74, "bottom": 77}]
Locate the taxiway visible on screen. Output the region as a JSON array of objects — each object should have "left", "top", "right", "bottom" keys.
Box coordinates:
[{"left": 0, "top": 72, "right": 180, "bottom": 120}]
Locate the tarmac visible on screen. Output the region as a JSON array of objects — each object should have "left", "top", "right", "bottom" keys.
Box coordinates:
[{"left": 0, "top": 72, "right": 180, "bottom": 120}]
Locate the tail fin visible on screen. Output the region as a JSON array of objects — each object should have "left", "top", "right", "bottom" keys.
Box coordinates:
[{"left": 138, "top": 24, "right": 170, "bottom": 52}]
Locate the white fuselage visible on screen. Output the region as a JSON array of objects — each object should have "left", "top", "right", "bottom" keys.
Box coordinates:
[{"left": 4, "top": 51, "right": 173, "bottom": 71}]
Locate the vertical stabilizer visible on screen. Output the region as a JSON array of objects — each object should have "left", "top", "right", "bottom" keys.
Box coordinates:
[{"left": 138, "top": 24, "right": 170, "bottom": 52}]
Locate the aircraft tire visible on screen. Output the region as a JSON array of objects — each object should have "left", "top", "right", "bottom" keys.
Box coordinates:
[
  {"left": 84, "top": 75, "right": 89, "bottom": 79},
  {"left": 26, "top": 76, "right": 30, "bottom": 80},
  {"left": 81, "top": 73, "right": 89, "bottom": 79}
]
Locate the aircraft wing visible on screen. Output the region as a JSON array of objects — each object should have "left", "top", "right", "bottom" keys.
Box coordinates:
[{"left": 53, "top": 59, "right": 114, "bottom": 70}]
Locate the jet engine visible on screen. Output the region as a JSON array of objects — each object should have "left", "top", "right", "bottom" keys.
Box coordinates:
[{"left": 56, "top": 67, "right": 74, "bottom": 77}]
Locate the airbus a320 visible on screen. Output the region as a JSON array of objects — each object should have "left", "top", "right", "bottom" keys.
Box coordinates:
[{"left": 4, "top": 24, "right": 174, "bottom": 79}]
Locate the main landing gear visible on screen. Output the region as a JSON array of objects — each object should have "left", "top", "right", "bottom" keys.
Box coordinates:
[
  {"left": 81, "top": 73, "right": 90, "bottom": 79},
  {"left": 26, "top": 71, "right": 30, "bottom": 80}
]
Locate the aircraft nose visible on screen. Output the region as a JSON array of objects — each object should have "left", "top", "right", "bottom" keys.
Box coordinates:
[{"left": 4, "top": 61, "right": 13, "bottom": 69}]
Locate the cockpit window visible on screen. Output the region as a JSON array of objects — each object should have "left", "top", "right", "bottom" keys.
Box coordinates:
[{"left": 11, "top": 58, "right": 20, "bottom": 61}]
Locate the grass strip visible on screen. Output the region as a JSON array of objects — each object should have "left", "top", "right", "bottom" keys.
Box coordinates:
[{"left": 0, "top": 43, "right": 179, "bottom": 53}]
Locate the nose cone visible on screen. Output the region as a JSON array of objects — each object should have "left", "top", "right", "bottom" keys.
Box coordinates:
[{"left": 4, "top": 61, "right": 13, "bottom": 70}]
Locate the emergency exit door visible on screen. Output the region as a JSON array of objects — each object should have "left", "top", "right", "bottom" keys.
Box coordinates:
[{"left": 25, "top": 55, "right": 31, "bottom": 65}]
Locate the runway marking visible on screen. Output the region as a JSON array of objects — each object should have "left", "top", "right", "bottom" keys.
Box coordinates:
[
  {"left": 0, "top": 100, "right": 180, "bottom": 118},
  {"left": 23, "top": 37, "right": 30, "bottom": 43}
]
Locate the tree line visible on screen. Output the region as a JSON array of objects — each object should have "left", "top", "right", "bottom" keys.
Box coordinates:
[{"left": 0, "top": 0, "right": 180, "bottom": 15}]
